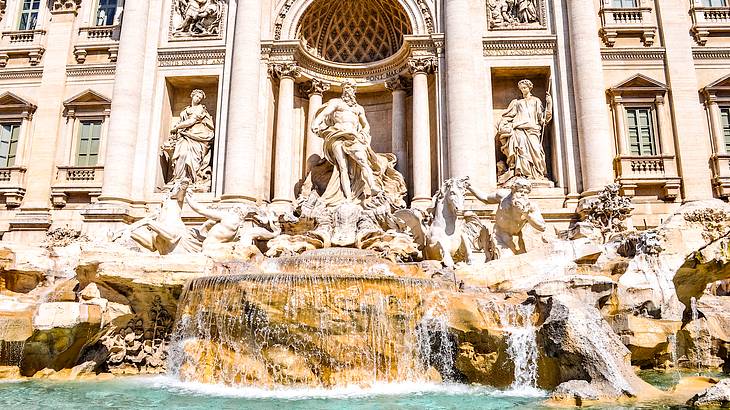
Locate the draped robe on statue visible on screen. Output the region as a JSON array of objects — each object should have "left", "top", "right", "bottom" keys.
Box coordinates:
[
  {"left": 163, "top": 105, "right": 214, "bottom": 187},
  {"left": 497, "top": 95, "right": 548, "bottom": 182},
  {"left": 314, "top": 104, "right": 406, "bottom": 209}
]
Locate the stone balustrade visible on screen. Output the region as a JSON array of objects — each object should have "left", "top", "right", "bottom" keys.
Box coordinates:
[
  {"left": 0, "top": 29, "right": 46, "bottom": 66},
  {"left": 0, "top": 166, "right": 27, "bottom": 208},
  {"left": 51, "top": 165, "right": 104, "bottom": 207},
  {"left": 73, "top": 25, "right": 120, "bottom": 64},
  {"left": 599, "top": 6, "right": 656, "bottom": 47},
  {"left": 691, "top": 5, "right": 730, "bottom": 45},
  {"left": 615, "top": 155, "right": 680, "bottom": 200}
]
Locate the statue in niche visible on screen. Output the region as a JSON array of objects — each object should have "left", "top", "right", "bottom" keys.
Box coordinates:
[
  {"left": 496, "top": 79, "right": 552, "bottom": 185},
  {"left": 309, "top": 80, "right": 406, "bottom": 209},
  {"left": 172, "top": 0, "right": 223, "bottom": 37},
  {"left": 160, "top": 89, "right": 214, "bottom": 192},
  {"left": 466, "top": 178, "right": 546, "bottom": 259},
  {"left": 488, "top": 0, "right": 540, "bottom": 28}
]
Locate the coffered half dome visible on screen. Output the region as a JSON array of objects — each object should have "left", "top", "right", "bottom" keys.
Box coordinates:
[{"left": 296, "top": 0, "right": 413, "bottom": 64}]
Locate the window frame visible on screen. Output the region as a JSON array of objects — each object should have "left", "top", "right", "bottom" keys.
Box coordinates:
[
  {"left": 624, "top": 105, "right": 659, "bottom": 156},
  {"left": 700, "top": 0, "right": 727, "bottom": 7},
  {"left": 611, "top": 0, "right": 639, "bottom": 8},
  {"left": 75, "top": 118, "right": 103, "bottom": 167},
  {"left": 0, "top": 123, "right": 21, "bottom": 168},
  {"left": 95, "top": 0, "right": 119, "bottom": 26},
  {"left": 17, "top": 0, "right": 41, "bottom": 31}
]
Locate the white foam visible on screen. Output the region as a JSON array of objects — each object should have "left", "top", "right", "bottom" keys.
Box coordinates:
[{"left": 127, "top": 376, "right": 547, "bottom": 400}]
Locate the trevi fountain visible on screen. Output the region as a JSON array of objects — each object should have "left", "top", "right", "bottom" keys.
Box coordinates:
[{"left": 1, "top": 0, "right": 730, "bottom": 408}]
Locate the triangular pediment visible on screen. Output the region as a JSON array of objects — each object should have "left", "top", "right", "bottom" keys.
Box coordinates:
[
  {"left": 63, "top": 89, "right": 111, "bottom": 107},
  {"left": 705, "top": 73, "right": 730, "bottom": 90},
  {"left": 611, "top": 74, "right": 667, "bottom": 91},
  {"left": 0, "top": 92, "right": 36, "bottom": 110}
]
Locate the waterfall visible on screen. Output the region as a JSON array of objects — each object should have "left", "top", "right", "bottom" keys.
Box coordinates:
[
  {"left": 690, "top": 297, "right": 712, "bottom": 372},
  {"left": 167, "top": 250, "right": 450, "bottom": 387},
  {"left": 499, "top": 303, "right": 539, "bottom": 390}
]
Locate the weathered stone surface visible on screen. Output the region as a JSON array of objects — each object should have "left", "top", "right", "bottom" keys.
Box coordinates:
[
  {"left": 0, "top": 366, "right": 21, "bottom": 380},
  {"left": 550, "top": 380, "right": 601, "bottom": 406},
  {"left": 608, "top": 314, "right": 681, "bottom": 368},
  {"left": 688, "top": 379, "right": 730, "bottom": 407},
  {"left": 537, "top": 294, "right": 659, "bottom": 398}
]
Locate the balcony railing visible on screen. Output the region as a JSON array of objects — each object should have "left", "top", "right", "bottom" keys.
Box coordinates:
[
  {"left": 599, "top": 7, "right": 657, "bottom": 47},
  {"left": 0, "top": 30, "right": 46, "bottom": 66},
  {"left": 691, "top": 5, "right": 730, "bottom": 45},
  {"left": 74, "top": 25, "right": 120, "bottom": 64},
  {"left": 51, "top": 165, "right": 104, "bottom": 207},
  {"left": 615, "top": 155, "right": 680, "bottom": 200},
  {"left": 0, "top": 166, "right": 27, "bottom": 207}
]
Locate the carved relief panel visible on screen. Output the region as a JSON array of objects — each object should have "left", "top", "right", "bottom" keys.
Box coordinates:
[
  {"left": 487, "top": 0, "right": 547, "bottom": 30},
  {"left": 170, "top": 0, "right": 226, "bottom": 39}
]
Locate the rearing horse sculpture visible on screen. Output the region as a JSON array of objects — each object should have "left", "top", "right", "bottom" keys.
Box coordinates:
[{"left": 395, "top": 177, "right": 487, "bottom": 267}]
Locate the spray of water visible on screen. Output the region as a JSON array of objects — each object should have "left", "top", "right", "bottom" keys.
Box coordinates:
[{"left": 167, "top": 250, "right": 452, "bottom": 387}]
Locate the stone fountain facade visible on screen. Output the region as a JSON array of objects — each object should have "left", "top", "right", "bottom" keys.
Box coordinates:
[
  {"left": 2, "top": 0, "right": 730, "bottom": 407},
  {"left": 0, "top": 0, "right": 726, "bottom": 241}
]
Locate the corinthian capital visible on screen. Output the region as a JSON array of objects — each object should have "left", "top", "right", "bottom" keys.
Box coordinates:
[
  {"left": 51, "top": 0, "right": 82, "bottom": 15},
  {"left": 408, "top": 57, "right": 437, "bottom": 75},
  {"left": 385, "top": 76, "right": 411, "bottom": 92},
  {"left": 268, "top": 63, "right": 302, "bottom": 80},
  {"left": 300, "top": 79, "right": 330, "bottom": 96}
]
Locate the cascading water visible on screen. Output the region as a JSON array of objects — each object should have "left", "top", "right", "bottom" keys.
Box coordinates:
[
  {"left": 689, "top": 296, "right": 712, "bottom": 373},
  {"left": 167, "top": 249, "right": 450, "bottom": 387},
  {"left": 498, "top": 303, "right": 539, "bottom": 390}
]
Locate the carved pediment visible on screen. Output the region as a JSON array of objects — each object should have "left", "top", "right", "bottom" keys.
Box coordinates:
[
  {"left": 63, "top": 89, "right": 111, "bottom": 116},
  {"left": 611, "top": 74, "right": 667, "bottom": 92},
  {"left": 704, "top": 73, "right": 730, "bottom": 92},
  {"left": 608, "top": 74, "right": 667, "bottom": 101},
  {"left": 0, "top": 92, "right": 36, "bottom": 119}
]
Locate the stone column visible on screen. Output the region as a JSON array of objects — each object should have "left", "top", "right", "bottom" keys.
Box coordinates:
[
  {"left": 655, "top": 95, "right": 676, "bottom": 157},
  {"left": 409, "top": 58, "right": 437, "bottom": 207},
  {"left": 221, "top": 0, "right": 263, "bottom": 201},
  {"left": 704, "top": 92, "right": 726, "bottom": 154},
  {"left": 385, "top": 76, "right": 409, "bottom": 186},
  {"left": 444, "top": 0, "right": 494, "bottom": 189},
  {"left": 565, "top": 0, "right": 615, "bottom": 195},
  {"left": 655, "top": 0, "right": 714, "bottom": 200},
  {"left": 270, "top": 63, "right": 301, "bottom": 205},
  {"left": 302, "top": 79, "right": 330, "bottom": 167},
  {"left": 8, "top": 1, "right": 84, "bottom": 238},
  {"left": 98, "top": 0, "right": 150, "bottom": 203},
  {"left": 610, "top": 97, "right": 628, "bottom": 155}
]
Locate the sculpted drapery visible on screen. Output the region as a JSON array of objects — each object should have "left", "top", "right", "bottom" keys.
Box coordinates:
[
  {"left": 160, "top": 89, "right": 214, "bottom": 192},
  {"left": 497, "top": 79, "right": 552, "bottom": 184},
  {"left": 311, "top": 81, "right": 406, "bottom": 209}
]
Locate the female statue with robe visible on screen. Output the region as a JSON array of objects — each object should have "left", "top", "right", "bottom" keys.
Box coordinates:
[
  {"left": 160, "top": 89, "right": 214, "bottom": 192},
  {"left": 496, "top": 79, "right": 552, "bottom": 184}
]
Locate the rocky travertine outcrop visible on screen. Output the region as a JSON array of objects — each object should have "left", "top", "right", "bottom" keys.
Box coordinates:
[
  {"left": 0, "top": 199, "right": 727, "bottom": 407},
  {"left": 688, "top": 378, "right": 730, "bottom": 407}
]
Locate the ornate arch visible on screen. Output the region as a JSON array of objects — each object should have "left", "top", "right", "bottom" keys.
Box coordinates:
[{"left": 273, "top": 0, "right": 435, "bottom": 41}]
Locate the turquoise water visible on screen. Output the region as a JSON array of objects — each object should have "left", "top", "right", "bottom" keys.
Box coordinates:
[{"left": 0, "top": 375, "right": 703, "bottom": 409}]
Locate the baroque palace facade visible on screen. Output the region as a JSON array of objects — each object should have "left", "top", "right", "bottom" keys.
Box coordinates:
[{"left": 0, "top": 0, "right": 728, "bottom": 241}]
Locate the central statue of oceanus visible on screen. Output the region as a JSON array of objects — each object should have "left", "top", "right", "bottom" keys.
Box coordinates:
[{"left": 308, "top": 80, "right": 406, "bottom": 209}]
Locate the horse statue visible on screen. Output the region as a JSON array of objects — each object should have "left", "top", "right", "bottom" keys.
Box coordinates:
[
  {"left": 111, "top": 178, "right": 194, "bottom": 255},
  {"left": 395, "top": 177, "right": 488, "bottom": 267}
]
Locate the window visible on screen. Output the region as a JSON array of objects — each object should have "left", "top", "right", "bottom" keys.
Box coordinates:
[
  {"left": 721, "top": 107, "right": 730, "bottom": 153},
  {"left": 18, "top": 0, "right": 40, "bottom": 31},
  {"left": 701, "top": 0, "right": 727, "bottom": 7},
  {"left": 612, "top": 0, "right": 638, "bottom": 7},
  {"left": 96, "top": 0, "right": 118, "bottom": 26},
  {"left": 0, "top": 124, "right": 20, "bottom": 167},
  {"left": 626, "top": 107, "right": 657, "bottom": 156},
  {"left": 76, "top": 120, "right": 102, "bottom": 166}
]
